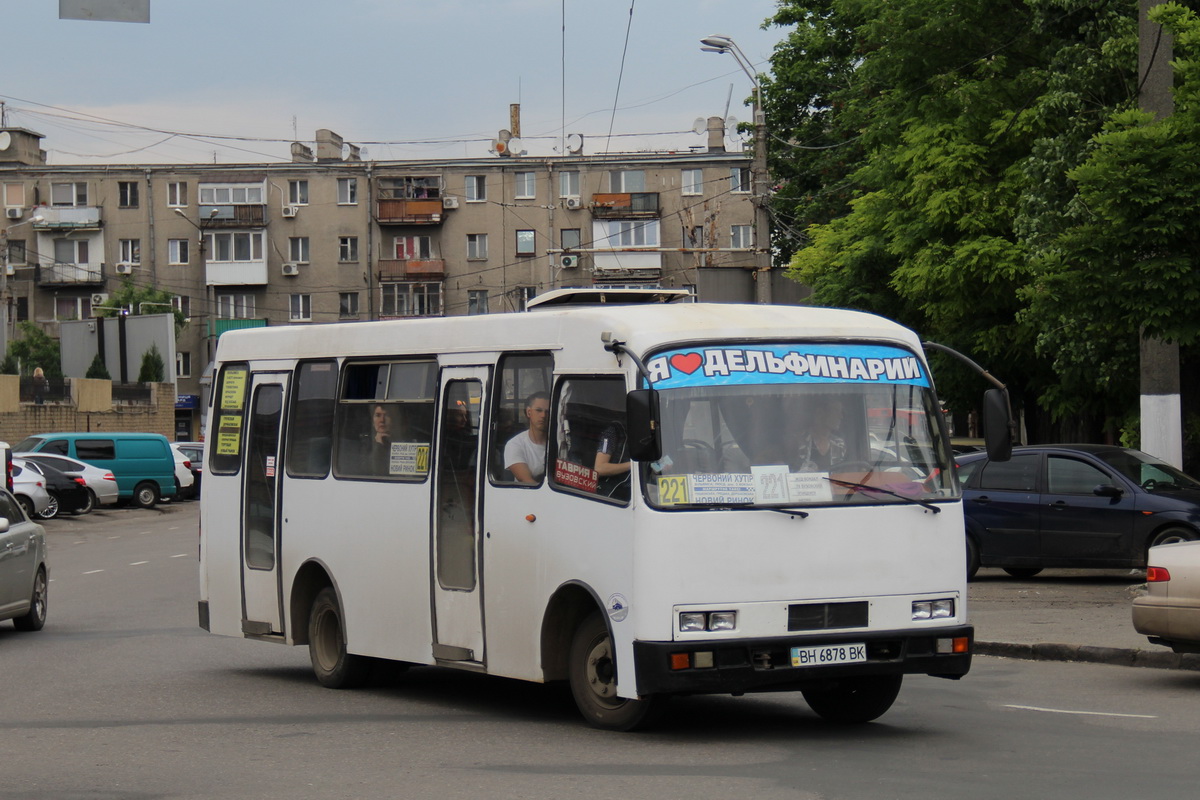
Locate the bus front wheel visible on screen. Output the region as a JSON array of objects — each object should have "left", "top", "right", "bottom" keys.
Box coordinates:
[
  {"left": 801, "top": 674, "right": 902, "bottom": 724},
  {"left": 568, "top": 612, "right": 662, "bottom": 731},
  {"left": 309, "top": 587, "right": 370, "bottom": 689}
]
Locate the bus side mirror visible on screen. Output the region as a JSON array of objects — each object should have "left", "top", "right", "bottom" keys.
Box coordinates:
[
  {"left": 982, "top": 388, "right": 1012, "bottom": 462},
  {"left": 626, "top": 389, "right": 662, "bottom": 462}
]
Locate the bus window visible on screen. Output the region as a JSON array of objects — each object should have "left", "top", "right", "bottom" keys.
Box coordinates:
[
  {"left": 437, "top": 380, "right": 481, "bottom": 590},
  {"left": 211, "top": 362, "right": 250, "bottom": 475},
  {"left": 550, "top": 377, "right": 630, "bottom": 503},
  {"left": 334, "top": 360, "right": 435, "bottom": 480},
  {"left": 286, "top": 360, "right": 337, "bottom": 478},
  {"left": 489, "top": 353, "right": 553, "bottom": 484}
]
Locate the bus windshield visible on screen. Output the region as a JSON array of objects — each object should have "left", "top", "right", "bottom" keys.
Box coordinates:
[{"left": 642, "top": 342, "right": 957, "bottom": 509}]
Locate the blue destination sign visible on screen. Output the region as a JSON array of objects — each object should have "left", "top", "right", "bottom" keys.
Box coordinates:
[{"left": 645, "top": 344, "right": 928, "bottom": 390}]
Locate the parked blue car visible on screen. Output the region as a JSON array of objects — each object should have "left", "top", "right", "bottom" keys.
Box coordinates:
[
  {"left": 14, "top": 432, "right": 177, "bottom": 508},
  {"left": 957, "top": 444, "right": 1200, "bottom": 579}
]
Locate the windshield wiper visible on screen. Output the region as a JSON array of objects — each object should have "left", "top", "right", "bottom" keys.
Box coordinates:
[
  {"left": 661, "top": 502, "right": 808, "bottom": 517},
  {"left": 824, "top": 477, "right": 942, "bottom": 513}
]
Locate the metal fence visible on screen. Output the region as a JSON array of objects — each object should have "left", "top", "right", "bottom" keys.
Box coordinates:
[{"left": 18, "top": 376, "right": 152, "bottom": 405}]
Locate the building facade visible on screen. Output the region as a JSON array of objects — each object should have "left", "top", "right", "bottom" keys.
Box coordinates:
[{"left": 1, "top": 122, "right": 796, "bottom": 438}]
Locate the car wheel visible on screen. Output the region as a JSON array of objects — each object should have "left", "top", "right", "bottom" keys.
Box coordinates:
[
  {"left": 1149, "top": 526, "right": 1196, "bottom": 551},
  {"left": 966, "top": 536, "right": 980, "bottom": 581},
  {"left": 74, "top": 489, "right": 96, "bottom": 515},
  {"left": 16, "top": 495, "right": 34, "bottom": 519},
  {"left": 13, "top": 567, "right": 48, "bottom": 632},
  {"left": 133, "top": 482, "right": 159, "bottom": 509},
  {"left": 801, "top": 674, "right": 903, "bottom": 724},
  {"left": 568, "top": 611, "right": 663, "bottom": 731},
  {"left": 36, "top": 493, "right": 59, "bottom": 520},
  {"left": 309, "top": 587, "right": 371, "bottom": 689},
  {"left": 1003, "top": 567, "right": 1043, "bottom": 579}
]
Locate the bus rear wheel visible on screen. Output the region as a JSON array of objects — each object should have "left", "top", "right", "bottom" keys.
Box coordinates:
[
  {"left": 308, "top": 587, "right": 370, "bottom": 689},
  {"left": 568, "top": 612, "right": 662, "bottom": 731},
  {"left": 801, "top": 674, "right": 902, "bottom": 724}
]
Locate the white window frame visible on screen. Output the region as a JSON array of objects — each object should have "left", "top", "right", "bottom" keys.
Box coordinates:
[
  {"left": 682, "top": 168, "right": 704, "bottom": 196},
  {"left": 199, "top": 183, "right": 264, "bottom": 205},
  {"left": 514, "top": 171, "right": 536, "bottom": 200},
  {"left": 51, "top": 181, "right": 88, "bottom": 207},
  {"left": 54, "top": 238, "right": 89, "bottom": 265},
  {"left": 205, "top": 232, "right": 264, "bottom": 263},
  {"left": 339, "top": 292, "right": 360, "bottom": 319},
  {"left": 166, "top": 181, "right": 187, "bottom": 207},
  {"left": 338, "top": 236, "right": 359, "bottom": 263},
  {"left": 466, "top": 233, "right": 488, "bottom": 260},
  {"left": 288, "top": 179, "right": 309, "bottom": 206},
  {"left": 559, "top": 170, "right": 580, "bottom": 198},
  {"left": 465, "top": 175, "right": 486, "bottom": 202},
  {"left": 54, "top": 296, "right": 91, "bottom": 321},
  {"left": 176, "top": 351, "right": 192, "bottom": 379},
  {"left": 380, "top": 282, "right": 443, "bottom": 317},
  {"left": 5, "top": 239, "right": 26, "bottom": 265},
  {"left": 289, "top": 293, "right": 312, "bottom": 322},
  {"left": 730, "top": 167, "right": 751, "bottom": 193},
  {"left": 337, "top": 178, "right": 358, "bottom": 205},
  {"left": 168, "top": 239, "right": 190, "bottom": 266},
  {"left": 611, "top": 170, "right": 644, "bottom": 192},
  {"left": 118, "top": 181, "right": 139, "bottom": 208},
  {"left": 731, "top": 225, "right": 754, "bottom": 249},
  {"left": 217, "top": 293, "right": 256, "bottom": 319},
  {"left": 119, "top": 238, "right": 141, "bottom": 265},
  {"left": 468, "top": 289, "right": 489, "bottom": 315},
  {"left": 597, "top": 219, "right": 660, "bottom": 248},
  {"left": 289, "top": 236, "right": 311, "bottom": 264},
  {"left": 172, "top": 295, "right": 190, "bottom": 316}
]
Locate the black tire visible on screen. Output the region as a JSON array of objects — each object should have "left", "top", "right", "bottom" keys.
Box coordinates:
[
  {"left": 1003, "top": 567, "right": 1043, "bottom": 579},
  {"left": 13, "top": 567, "right": 48, "bottom": 632},
  {"left": 74, "top": 489, "right": 96, "bottom": 515},
  {"left": 36, "top": 493, "right": 59, "bottom": 520},
  {"left": 132, "top": 482, "right": 159, "bottom": 509},
  {"left": 568, "top": 611, "right": 662, "bottom": 731},
  {"left": 308, "top": 587, "right": 371, "bottom": 689},
  {"left": 801, "top": 674, "right": 902, "bottom": 724},
  {"left": 1148, "top": 526, "right": 1196, "bottom": 551},
  {"left": 966, "top": 536, "right": 981, "bottom": 581},
  {"left": 16, "top": 495, "right": 34, "bottom": 519}
]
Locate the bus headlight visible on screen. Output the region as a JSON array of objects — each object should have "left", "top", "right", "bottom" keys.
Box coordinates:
[
  {"left": 707, "top": 611, "right": 737, "bottom": 631},
  {"left": 912, "top": 599, "right": 955, "bottom": 621},
  {"left": 679, "top": 612, "right": 707, "bottom": 632},
  {"left": 678, "top": 611, "right": 737, "bottom": 632}
]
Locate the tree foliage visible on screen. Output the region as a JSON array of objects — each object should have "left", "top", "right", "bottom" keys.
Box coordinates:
[
  {"left": 6, "top": 321, "right": 62, "bottom": 378},
  {"left": 85, "top": 353, "right": 111, "bottom": 380},
  {"left": 96, "top": 279, "right": 188, "bottom": 335},
  {"left": 137, "top": 342, "right": 166, "bottom": 384}
]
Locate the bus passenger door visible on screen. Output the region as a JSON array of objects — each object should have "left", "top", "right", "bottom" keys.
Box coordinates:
[
  {"left": 241, "top": 374, "right": 288, "bottom": 636},
  {"left": 431, "top": 368, "right": 488, "bottom": 664}
]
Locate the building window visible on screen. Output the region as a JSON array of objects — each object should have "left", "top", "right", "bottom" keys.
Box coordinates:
[
  {"left": 288, "top": 179, "right": 309, "bottom": 205},
  {"left": 597, "top": 219, "right": 660, "bottom": 248},
  {"left": 611, "top": 170, "right": 644, "bottom": 192},
  {"left": 199, "top": 183, "right": 264, "bottom": 204},
  {"left": 289, "top": 294, "right": 312, "bottom": 322},
  {"left": 682, "top": 168, "right": 704, "bottom": 196},
  {"left": 338, "top": 292, "right": 360, "bottom": 318},
  {"left": 394, "top": 236, "right": 432, "bottom": 260},
  {"left": 5, "top": 239, "right": 26, "bottom": 265},
  {"left": 54, "top": 238, "right": 89, "bottom": 265},
  {"left": 217, "top": 294, "right": 256, "bottom": 319},
  {"left": 515, "top": 230, "right": 536, "bottom": 256},
  {"left": 176, "top": 352, "right": 191, "bottom": 379},
  {"left": 168, "top": 239, "right": 190, "bottom": 265},
  {"left": 167, "top": 182, "right": 187, "bottom": 207},
  {"left": 514, "top": 171, "right": 536, "bottom": 199},
  {"left": 172, "top": 295, "right": 190, "bottom": 317},
  {"left": 118, "top": 181, "right": 139, "bottom": 208},
  {"left": 561, "top": 228, "right": 581, "bottom": 252},
  {"left": 338, "top": 236, "right": 359, "bottom": 262},
  {"left": 119, "top": 238, "right": 141, "bottom": 265},
  {"left": 380, "top": 282, "right": 442, "bottom": 317},
  {"left": 731, "top": 225, "right": 753, "bottom": 249},
  {"left": 3, "top": 182, "right": 25, "bottom": 208},
  {"left": 379, "top": 176, "right": 441, "bottom": 200},
  {"left": 289, "top": 236, "right": 310, "bottom": 263},
  {"left": 337, "top": 178, "right": 357, "bottom": 205},
  {"left": 15, "top": 297, "right": 28, "bottom": 322},
  {"left": 466, "top": 233, "right": 488, "bottom": 260},
  {"left": 51, "top": 182, "right": 88, "bottom": 207},
  {"left": 206, "top": 232, "right": 264, "bottom": 263},
  {"left": 465, "top": 175, "right": 486, "bottom": 202},
  {"left": 55, "top": 296, "right": 91, "bottom": 321},
  {"left": 559, "top": 170, "right": 580, "bottom": 198},
  {"left": 468, "top": 290, "right": 489, "bottom": 315},
  {"left": 730, "top": 167, "right": 751, "bottom": 193}
]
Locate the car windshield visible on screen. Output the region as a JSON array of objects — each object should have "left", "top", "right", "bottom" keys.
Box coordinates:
[
  {"left": 1095, "top": 450, "right": 1200, "bottom": 492},
  {"left": 13, "top": 437, "right": 44, "bottom": 452},
  {"left": 641, "top": 342, "right": 957, "bottom": 509}
]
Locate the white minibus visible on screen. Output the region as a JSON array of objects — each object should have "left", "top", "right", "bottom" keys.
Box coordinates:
[{"left": 198, "top": 289, "right": 1008, "bottom": 730}]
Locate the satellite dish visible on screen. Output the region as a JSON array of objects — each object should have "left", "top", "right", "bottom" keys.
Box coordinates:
[
  {"left": 492, "top": 139, "right": 509, "bottom": 156},
  {"left": 0, "top": 131, "right": 10, "bottom": 151},
  {"left": 565, "top": 133, "right": 584, "bottom": 154},
  {"left": 692, "top": 118, "right": 707, "bottom": 136},
  {"left": 507, "top": 137, "right": 524, "bottom": 156},
  {"left": 340, "top": 142, "right": 352, "bottom": 160},
  {"left": 358, "top": 147, "right": 369, "bottom": 160},
  {"left": 726, "top": 116, "right": 740, "bottom": 136}
]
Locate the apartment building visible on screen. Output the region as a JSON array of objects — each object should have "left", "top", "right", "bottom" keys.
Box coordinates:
[{"left": 1, "top": 122, "right": 794, "bottom": 437}]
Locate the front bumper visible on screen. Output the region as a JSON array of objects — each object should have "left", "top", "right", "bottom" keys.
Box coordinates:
[{"left": 633, "top": 624, "right": 972, "bottom": 696}]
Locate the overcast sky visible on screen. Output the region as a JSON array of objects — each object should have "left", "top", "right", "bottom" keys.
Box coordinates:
[{"left": 2, "top": 0, "right": 786, "bottom": 165}]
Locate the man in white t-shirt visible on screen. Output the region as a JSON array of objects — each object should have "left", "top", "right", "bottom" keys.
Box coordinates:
[{"left": 503, "top": 391, "right": 550, "bottom": 484}]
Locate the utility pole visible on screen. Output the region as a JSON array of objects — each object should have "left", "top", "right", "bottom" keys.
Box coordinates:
[{"left": 1139, "top": 0, "right": 1182, "bottom": 466}]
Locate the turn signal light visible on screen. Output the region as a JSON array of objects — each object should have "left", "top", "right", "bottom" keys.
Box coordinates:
[{"left": 1147, "top": 566, "right": 1171, "bottom": 583}]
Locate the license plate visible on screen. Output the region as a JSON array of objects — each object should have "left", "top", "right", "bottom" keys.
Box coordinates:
[{"left": 790, "top": 643, "right": 867, "bottom": 667}]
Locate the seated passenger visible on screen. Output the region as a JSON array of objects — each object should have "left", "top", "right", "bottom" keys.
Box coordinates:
[{"left": 504, "top": 391, "right": 549, "bottom": 484}]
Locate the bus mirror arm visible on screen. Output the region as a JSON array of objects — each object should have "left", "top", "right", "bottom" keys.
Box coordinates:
[
  {"left": 921, "top": 341, "right": 1013, "bottom": 463},
  {"left": 602, "top": 336, "right": 663, "bottom": 463}
]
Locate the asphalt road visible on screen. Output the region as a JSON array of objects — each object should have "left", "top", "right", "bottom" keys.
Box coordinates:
[{"left": 4, "top": 502, "right": 1198, "bottom": 800}]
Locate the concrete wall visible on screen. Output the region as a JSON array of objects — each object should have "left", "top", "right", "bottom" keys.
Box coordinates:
[{"left": 0, "top": 382, "right": 176, "bottom": 446}]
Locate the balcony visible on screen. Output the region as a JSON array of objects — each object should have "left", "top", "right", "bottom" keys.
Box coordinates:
[
  {"left": 32, "top": 206, "right": 102, "bottom": 230},
  {"left": 377, "top": 259, "right": 445, "bottom": 280},
  {"left": 206, "top": 261, "right": 268, "bottom": 286},
  {"left": 37, "top": 261, "right": 105, "bottom": 287},
  {"left": 590, "top": 193, "right": 660, "bottom": 218},
  {"left": 198, "top": 204, "right": 267, "bottom": 228},
  {"left": 376, "top": 199, "right": 445, "bottom": 225},
  {"left": 591, "top": 251, "right": 662, "bottom": 280}
]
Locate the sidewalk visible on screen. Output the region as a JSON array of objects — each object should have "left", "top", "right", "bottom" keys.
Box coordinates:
[{"left": 968, "top": 567, "right": 1200, "bottom": 670}]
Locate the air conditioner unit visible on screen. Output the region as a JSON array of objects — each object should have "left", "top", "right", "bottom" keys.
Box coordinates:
[
  {"left": 91, "top": 292, "right": 109, "bottom": 305},
  {"left": 564, "top": 196, "right": 583, "bottom": 210},
  {"left": 115, "top": 263, "right": 133, "bottom": 275},
  {"left": 281, "top": 262, "right": 300, "bottom": 276},
  {"left": 5, "top": 207, "right": 21, "bottom": 219},
  {"left": 281, "top": 205, "right": 298, "bottom": 218},
  {"left": 560, "top": 254, "right": 579, "bottom": 269},
  {"left": 442, "top": 196, "right": 460, "bottom": 209},
  {"left": 4, "top": 264, "right": 13, "bottom": 277}
]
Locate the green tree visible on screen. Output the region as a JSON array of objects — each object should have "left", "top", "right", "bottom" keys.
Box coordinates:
[
  {"left": 85, "top": 353, "right": 111, "bottom": 380},
  {"left": 96, "top": 279, "right": 188, "bottom": 335},
  {"left": 137, "top": 343, "right": 166, "bottom": 384},
  {"left": 7, "top": 321, "right": 63, "bottom": 378}
]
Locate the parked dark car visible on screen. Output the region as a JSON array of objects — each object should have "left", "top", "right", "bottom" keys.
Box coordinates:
[
  {"left": 17, "top": 459, "right": 92, "bottom": 519},
  {"left": 957, "top": 444, "right": 1200, "bottom": 579}
]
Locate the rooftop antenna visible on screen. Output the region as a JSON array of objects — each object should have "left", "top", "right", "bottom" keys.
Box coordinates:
[{"left": 723, "top": 83, "right": 733, "bottom": 121}]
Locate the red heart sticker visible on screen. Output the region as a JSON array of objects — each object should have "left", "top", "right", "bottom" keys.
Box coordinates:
[{"left": 670, "top": 352, "right": 703, "bottom": 375}]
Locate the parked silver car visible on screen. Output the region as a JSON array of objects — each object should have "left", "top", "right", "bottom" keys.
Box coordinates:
[
  {"left": 0, "top": 486, "right": 48, "bottom": 631},
  {"left": 10, "top": 459, "right": 52, "bottom": 518},
  {"left": 16, "top": 452, "right": 120, "bottom": 508}
]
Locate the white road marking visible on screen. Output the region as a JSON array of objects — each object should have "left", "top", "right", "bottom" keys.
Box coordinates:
[
  {"left": 1005, "top": 704, "right": 1157, "bottom": 719},
  {"left": 129, "top": 561, "right": 149, "bottom": 566},
  {"left": 83, "top": 569, "right": 104, "bottom": 575},
  {"left": 169, "top": 526, "right": 180, "bottom": 531},
  {"left": 107, "top": 536, "right": 121, "bottom": 540},
  {"left": 171, "top": 553, "right": 189, "bottom": 558}
]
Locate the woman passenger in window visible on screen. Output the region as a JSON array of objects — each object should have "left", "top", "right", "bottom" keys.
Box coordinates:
[{"left": 797, "top": 397, "right": 846, "bottom": 471}]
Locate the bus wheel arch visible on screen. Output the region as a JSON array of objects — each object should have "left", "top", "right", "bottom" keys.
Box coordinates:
[
  {"left": 540, "top": 582, "right": 600, "bottom": 683},
  {"left": 290, "top": 560, "right": 335, "bottom": 646}
]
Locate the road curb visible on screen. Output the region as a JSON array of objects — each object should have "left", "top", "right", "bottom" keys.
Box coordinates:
[{"left": 977, "top": 640, "right": 1200, "bottom": 671}]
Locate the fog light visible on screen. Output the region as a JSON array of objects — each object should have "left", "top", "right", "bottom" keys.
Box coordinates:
[
  {"left": 680, "top": 612, "right": 707, "bottom": 632},
  {"left": 708, "top": 611, "right": 736, "bottom": 631},
  {"left": 693, "top": 651, "right": 714, "bottom": 669}
]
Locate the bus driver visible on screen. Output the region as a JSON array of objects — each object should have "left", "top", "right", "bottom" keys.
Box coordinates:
[{"left": 504, "top": 391, "right": 550, "bottom": 484}]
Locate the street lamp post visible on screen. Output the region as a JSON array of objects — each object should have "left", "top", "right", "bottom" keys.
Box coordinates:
[
  {"left": 173, "top": 207, "right": 218, "bottom": 362},
  {"left": 701, "top": 34, "right": 772, "bottom": 304},
  {"left": 0, "top": 212, "right": 46, "bottom": 358}
]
